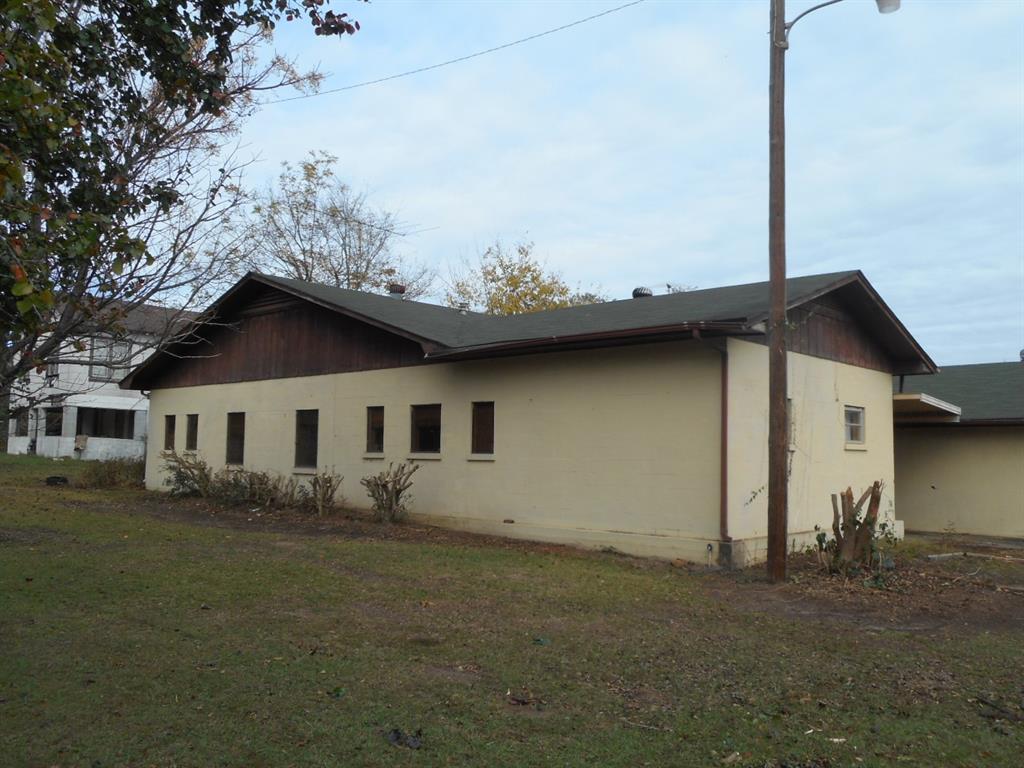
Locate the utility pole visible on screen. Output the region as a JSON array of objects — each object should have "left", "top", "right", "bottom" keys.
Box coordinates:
[{"left": 766, "top": 0, "right": 789, "bottom": 583}]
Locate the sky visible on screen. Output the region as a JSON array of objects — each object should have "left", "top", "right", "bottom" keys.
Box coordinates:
[{"left": 236, "top": 0, "right": 1024, "bottom": 366}]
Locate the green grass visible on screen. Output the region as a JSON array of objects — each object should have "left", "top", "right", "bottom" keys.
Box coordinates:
[{"left": 1, "top": 453, "right": 1021, "bottom": 767}]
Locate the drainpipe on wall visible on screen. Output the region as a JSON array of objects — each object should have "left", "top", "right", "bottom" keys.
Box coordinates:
[
  {"left": 718, "top": 345, "right": 732, "bottom": 567},
  {"left": 697, "top": 336, "right": 733, "bottom": 566}
]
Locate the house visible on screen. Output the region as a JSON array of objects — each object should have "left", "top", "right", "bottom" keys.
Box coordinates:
[
  {"left": 123, "top": 270, "right": 935, "bottom": 566},
  {"left": 894, "top": 362, "right": 1024, "bottom": 539},
  {"left": 6, "top": 303, "right": 195, "bottom": 462}
]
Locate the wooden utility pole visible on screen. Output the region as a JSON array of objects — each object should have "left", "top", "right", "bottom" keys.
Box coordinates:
[{"left": 767, "top": 0, "right": 788, "bottom": 583}]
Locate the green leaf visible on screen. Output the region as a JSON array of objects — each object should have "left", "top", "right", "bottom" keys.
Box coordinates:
[{"left": 11, "top": 280, "right": 34, "bottom": 297}]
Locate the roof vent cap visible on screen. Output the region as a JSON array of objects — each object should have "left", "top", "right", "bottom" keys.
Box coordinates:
[
  {"left": 387, "top": 283, "right": 406, "bottom": 299},
  {"left": 457, "top": 301, "right": 470, "bottom": 315},
  {"left": 631, "top": 286, "right": 653, "bottom": 299}
]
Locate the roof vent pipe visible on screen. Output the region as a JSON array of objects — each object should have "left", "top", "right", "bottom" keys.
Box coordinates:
[
  {"left": 631, "top": 286, "right": 653, "bottom": 299},
  {"left": 387, "top": 283, "right": 406, "bottom": 299},
  {"left": 457, "top": 301, "right": 470, "bottom": 315}
]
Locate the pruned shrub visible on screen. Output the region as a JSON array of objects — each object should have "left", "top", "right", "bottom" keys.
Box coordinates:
[
  {"left": 161, "top": 452, "right": 343, "bottom": 513},
  {"left": 361, "top": 462, "right": 419, "bottom": 523},
  {"left": 303, "top": 470, "right": 344, "bottom": 516},
  {"left": 815, "top": 480, "right": 896, "bottom": 575},
  {"left": 78, "top": 458, "right": 145, "bottom": 489},
  {"left": 163, "top": 451, "right": 214, "bottom": 497}
]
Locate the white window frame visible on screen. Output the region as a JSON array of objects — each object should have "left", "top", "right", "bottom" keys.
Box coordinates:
[
  {"left": 89, "top": 337, "right": 132, "bottom": 382},
  {"left": 844, "top": 405, "right": 866, "bottom": 447}
]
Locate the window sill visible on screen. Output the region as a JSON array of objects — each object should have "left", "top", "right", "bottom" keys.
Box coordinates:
[
  {"left": 407, "top": 453, "right": 442, "bottom": 462},
  {"left": 467, "top": 454, "right": 495, "bottom": 462},
  {"left": 292, "top": 467, "right": 317, "bottom": 475},
  {"left": 844, "top": 443, "right": 868, "bottom": 452},
  {"left": 363, "top": 452, "right": 385, "bottom": 460}
]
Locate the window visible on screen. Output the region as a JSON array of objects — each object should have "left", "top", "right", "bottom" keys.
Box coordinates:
[
  {"left": 76, "top": 408, "right": 135, "bottom": 439},
  {"left": 162, "top": 415, "right": 175, "bottom": 450},
  {"left": 14, "top": 411, "right": 29, "bottom": 437},
  {"left": 89, "top": 337, "right": 132, "bottom": 382},
  {"left": 186, "top": 414, "right": 198, "bottom": 451},
  {"left": 366, "top": 406, "right": 384, "bottom": 453},
  {"left": 410, "top": 404, "right": 441, "bottom": 453},
  {"left": 226, "top": 412, "right": 245, "bottom": 465},
  {"left": 45, "top": 361, "right": 59, "bottom": 385},
  {"left": 844, "top": 405, "right": 865, "bottom": 444},
  {"left": 44, "top": 407, "right": 63, "bottom": 436},
  {"left": 294, "top": 409, "right": 319, "bottom": 468},
  {"left": 471, "top": 401, "right": 494, "bottom": 455}
]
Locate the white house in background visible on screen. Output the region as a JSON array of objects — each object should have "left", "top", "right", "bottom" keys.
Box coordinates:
[{"left": 6, "top": 303, "right": 196, "bottom": 461}]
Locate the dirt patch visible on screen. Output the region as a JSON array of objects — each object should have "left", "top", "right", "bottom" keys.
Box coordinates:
[
  {"left": 137, "top": 494, "right": 599, "bottom": 558},
  {"left": 0, "top": 526, "right": 70, "bottom": 546},
  {"left": 702, "top": 545, "right": 1024, "bottom": 633}
]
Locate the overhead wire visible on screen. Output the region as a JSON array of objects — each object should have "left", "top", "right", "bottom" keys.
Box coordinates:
[{"left": 265, "top": 0, "right": 646, "bottom": 105}]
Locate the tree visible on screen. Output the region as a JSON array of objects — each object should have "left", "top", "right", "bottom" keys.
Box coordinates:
[
  {"left": 1, "top": 0, "right": 365, "bottom": 415},
  {"left": 446, "top": 240, "right": 604, "bottom": 315},
  {"left": 241, "top": 152, "right": 432, "bottom": 297}
]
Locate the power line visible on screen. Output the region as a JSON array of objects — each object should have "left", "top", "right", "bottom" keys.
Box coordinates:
[{"left": 266, "top": 0, "right": 646, "bottom": 105}]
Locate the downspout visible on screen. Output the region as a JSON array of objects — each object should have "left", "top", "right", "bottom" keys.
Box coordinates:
[{"left": 719, "top": 347, "right": 732, "bottom": 549}]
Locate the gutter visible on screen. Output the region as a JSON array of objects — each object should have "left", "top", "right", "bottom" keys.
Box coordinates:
[{"left": 423, "top": 321, "right": 749, "bottom": 361}]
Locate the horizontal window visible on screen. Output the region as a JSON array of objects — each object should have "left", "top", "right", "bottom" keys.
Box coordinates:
[{"left": 77, "top": 408, "right": 135, "bottom": 440}]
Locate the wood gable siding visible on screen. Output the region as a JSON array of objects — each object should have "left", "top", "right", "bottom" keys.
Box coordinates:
[
  {"left": 749, "top": 295, "right": 893, "bottom": 373},
  {"left": 146, "top": 289, "right": 425, "bottom": 389}
]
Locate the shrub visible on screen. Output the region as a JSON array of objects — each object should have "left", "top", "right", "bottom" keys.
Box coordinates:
[
  {"left": 360, "top": 462, "right": 419, "bottom": 523},
  {"left": 78, "top": 458, "right": 145, "bottom": 489},
  {"left": 303, "top": 471, "right": 344, "bottom": 516},
  {"left": 162, "top": 451, "right": 214, "bottom": 497},
  {"left": 161, "top": 451, "right": 343, "bottom": 513}
]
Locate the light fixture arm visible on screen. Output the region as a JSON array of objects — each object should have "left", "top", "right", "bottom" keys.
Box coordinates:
[{"left": 784, "top": 0, "right": 847, "bottom": 40}]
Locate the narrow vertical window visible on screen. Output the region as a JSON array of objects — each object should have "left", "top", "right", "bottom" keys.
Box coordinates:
[
  {"left": 164, "top": 415, "right": 176, "bottom": 450},
  {"left": 226, "top": 412, "right": 245, "bottom": 465},
  {"left": 186, "top": 414, "right": 199, "bottom": 451},
  {"left": 294, "top": 409, "right": 319, "bottom": 468},
  {"left": 14, "top": 411, "right": 29, "bottom": 437},
  {"left": 410, "top": 404, "right": 441, "bottom": 453},
  {"left": 844, "top": 405, "right": 865, "bottom": 445},
  {"left": 471, "top": 401, "right": 494, "bottom": 455},
  {"left": 366, "top": 406, "right": 384, "bottom": 453},
  {"left": 44, "top": 407, "right": 63, "bottom": 436}
]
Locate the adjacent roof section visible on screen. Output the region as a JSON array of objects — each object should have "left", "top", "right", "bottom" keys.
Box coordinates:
[{"left": 897, "top": 363, "right": 1024, "bottom": 425}]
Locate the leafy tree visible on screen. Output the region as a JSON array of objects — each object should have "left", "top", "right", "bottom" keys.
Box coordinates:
[
  {"left": 241, "top": 152, "right": 432, "bottom": 297},
  {"left": 446, "top": 240, "right": 604, "bottom": 315},
  {"left": 1, "top": 0, "right": 364, "bottom": 412}
]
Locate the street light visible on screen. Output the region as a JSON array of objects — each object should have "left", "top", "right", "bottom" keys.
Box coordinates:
[{"left": 765, "top": 0, "right": 900, "bottom": 583}]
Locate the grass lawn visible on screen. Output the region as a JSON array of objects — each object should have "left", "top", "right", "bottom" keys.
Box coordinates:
[{"left": 1, "top": 453, "right": 1022, "bottom": 767}]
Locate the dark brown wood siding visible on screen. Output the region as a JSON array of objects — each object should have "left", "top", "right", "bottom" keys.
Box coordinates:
[
  {"left": 749, "top": 295, "right": 893, "bottom": 373},
  {"left": 142, "top": 287, "right": 426, "bottom": 389}
]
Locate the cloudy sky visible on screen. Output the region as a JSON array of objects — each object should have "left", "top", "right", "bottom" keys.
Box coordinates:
[{"left": 238, "top": 0, "right": 1023, "bottom": 366}]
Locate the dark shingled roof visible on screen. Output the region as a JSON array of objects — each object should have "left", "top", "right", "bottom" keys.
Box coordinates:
[
  {"left": 122, "top": 268, "right": 937, "bottom": 389},
  {"left": 256, "top": 270, "right": 859, "bottom": 352},
  {"left": 897, "top": 362, "right": 1024, "bottom": 424}
]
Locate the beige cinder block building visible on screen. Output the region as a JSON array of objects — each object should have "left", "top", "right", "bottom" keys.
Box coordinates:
[
  {"left": 123, "top": 270, "right": 935, "bottom": 567},
  {"left": 894, "top": 362, "right": 1024, "bottom": 539}
]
